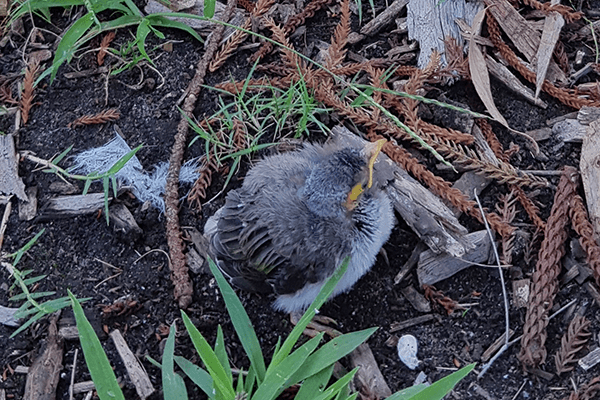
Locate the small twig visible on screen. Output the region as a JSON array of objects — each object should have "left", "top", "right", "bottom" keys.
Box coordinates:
[
  {"left": 0, "top": 197, "right": 12, "bottom": 250},
  {"left": 474, "top": 189, "right": 510, "bottom": 378},
  {"left": 69, "top": 348, "right": 78, "bottom": 400},
  {"left": 511, "top": 380, "right": 527, "bottom": 400}
]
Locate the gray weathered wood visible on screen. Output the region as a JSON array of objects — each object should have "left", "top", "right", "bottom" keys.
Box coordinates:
[
  {"left": 110, "top": 330, "right": 155, "bottom": 400},
  {"left": 109, "top": 203, "right": 142, "bottom": 238},
  {"left": 578, "top": 106, "right": 600, "bottom": 126},
  {"left": 580, "top": 120, "right": 600, "bottom": 243},
  {"left": 18, "top": 186, "right": 37, "bottom": 221},
  {"left": 360, "top": 0, "right": 408, "bottom": 36},
  {"left": 417, "top": 230, "right": 492, "bottom": 286},
  {"left": 407, "top": 0, "right": 483, "bottom": 68},
  {"left": 349, "top": 343, "right": 392, "bottom": 398},
  {"left": 41, "top": 193, "right": 112, "bottom": 219},
  {"left": 0, "top": 134, "right": 27, "bottom": 201},
  {"left": 0, "top": 305, "right": 19, "bottom": 327},
  {"left": 486, "top": 55, "right": 548, "bottom": 108}
]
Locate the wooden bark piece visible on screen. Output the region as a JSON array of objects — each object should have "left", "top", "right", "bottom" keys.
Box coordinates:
[
  {"left": 580, "top": 120, "right": 600, "bottom": 243},
  {"left": 110, "top": 330, "right": 155, "bottom": 399},
  {"left": 40, "top": 193, "right": 111, "bottom": 219},
  {"left": 331, "top": 126, "right": 472, "bottom": 257},
  {"left": 109, "top": 203, "right": 142, "bottom": 238},
  {"left": 486, "top": 55, "right": 548, "bottom": 108},
  {"left": 407, "top": 0, "right": 483, "bottom": 68},
  {"left": 0, "top": 134, "right": 27, "bottom": 201},
  {"left": 349, "top": 343, "right": 392, "bottom": 398},
  {"left": 0, "top": 305, "right": 19, "bottom": 327},
  {"left": 534, "top": 0, "right": 564, "bottom": 98},
  {"left": 417, "top": 230, "right": 492, "bottom": 286},
  {"left": 484, "top": 0, "right": 567, "bottom": 85},
  {"left": 18, "top": 186, "right": 38, "bottom": 221},
  {"left": 23, "top": 315, "right": 63, "bottom": 400},
  {"left": 360, "top": 0, "right": 408, "bottom": 36}
]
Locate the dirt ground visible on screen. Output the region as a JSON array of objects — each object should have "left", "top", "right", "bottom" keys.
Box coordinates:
[{"left": 1, "top": 0, "right": 600, "bottom": 399}]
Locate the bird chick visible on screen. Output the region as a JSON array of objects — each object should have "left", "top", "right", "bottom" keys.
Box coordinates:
[{"left": 204, "top": 139, "right": 394, "bottom": 313}]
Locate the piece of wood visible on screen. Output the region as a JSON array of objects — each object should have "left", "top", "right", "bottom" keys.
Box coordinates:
[
  {"left": 110, "top": 330, "right": 155, "bottom": 399},
  {"left": 552, "top": 119, "right": 587, "bottom": 143},
  {"left": 534, "top": 0, "right": 564, "bottom": 98},
  {"left": 400, "top": 285, "right": 431, "bottom": 313},
  {"left": 486, "top": 55, "right": 548, "bottom": 108},
  {"left": 0, "top": 305, "right": 19, "bottom": 327},
  {"left": 349, "top": 343, "right": 392, "bottom": 398},
  {"left": 580, "top": 120, "right": 600, "bottom": 243},
  {"left": 72, "top": 381, "right": 95, "bottom": 394},
  {"left": 579, "top": 347, "right": 600, "bottom": 370},
  {"left": 0, "top": 134, "right": 27, "bottom": 201},
  {"left": 109, "top": 203, "right": 142, "bottom": 238},
  {"left": 407, "top": 0, "right": 482, "bottom": 68},
  {"left": 331, "top": 126, "right": 473, "bottom": 257},
  {"left": 18, "top": 186, "right": 38, "bottom": 221},
  {"left": 394, "top": 242, "right": 426, "bottom": 284},
  {"left": 512, "top": 279, "right": 530, "bottom": 309},
  {"left": 23, "top": 315, "right": 63, "bottom": 400},
  {"left": 40, "top": 193, "right": 112, "bottom": 219},
  {"left": 578, "top": 106, "right": 600, "bottom": 126},
  {"left": 417, "top": 230, "right": 492, "bottom": 286},
  {"left": 483, "top": 0, "right": 567, "bottom": 85},
  {"left": 390, "top": 314, "right": 437, "bottom": 333},
  {"left": 360, "top": 0, "right": 408, "bottom": 36}
]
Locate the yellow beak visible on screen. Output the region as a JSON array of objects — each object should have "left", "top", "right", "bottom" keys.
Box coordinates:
[{"left": 364, "top": 139, "right": 386, "bottom": 188}]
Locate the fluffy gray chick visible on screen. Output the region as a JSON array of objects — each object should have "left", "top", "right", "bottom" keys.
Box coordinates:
[{"left": 204, "top": 139, "right": 394, "bottom": 313}]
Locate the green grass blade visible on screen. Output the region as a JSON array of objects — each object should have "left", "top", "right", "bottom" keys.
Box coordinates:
[
  {"left": 136, "top": 19, "right": 152, "bottom": 64},
  {"left": 311, "top": 368, "right": 359, "bottom": 400},
  {"left": 106, "top": 144, "right": 143, "bottom": 175},
  {"left": 214, "top": 325, "right": 233, "bottom": 385},
  {"left": 51, "top": 12, "right": 95, "bottom": 82},
  {"left": 52, "top": 145, "right": 73, "bottom": 165},
  {"left": 174, "top": 356, "right": 215, "bottom": 399},
  {"left": 203, "top": 0, "right": 216, "bottom": 18},
  {"left": 10, "top": 310, "right": 44, "bottom": 338},
  {"left": 10, "top": 291, "right": 55, "bottom": 302},
  {"left": 207, "top": 258, "right": 267, "bottom": 382},
  {"left": 9, "top": 229, "right": 45, "bottom": 265},
  {"left": 288, "top": 327, "right": 377, "bottom": 384},
  {"left": 181, "top": 311, "right": 236, "bottom": 398},
  {"left": 386, "top": 363, "right": 475, "bottom": 400},
  {"left": 103, "top": 176, "right": 110, "bottom": 225},
  {"left": 294, "top": 364, "right": 334, "bottom": 400},
  {"left": 145, "top": 15, "right": 203, "bottom": 43},
  {"left": 269, "top": 257, "right": 349, "bottom": 370},
  {"left": 68, "top": 290, "right": 125, "bottom": 400},
  {"left": 21, "top": 275, "right": 47, "bottom": 286},
  {"left": 251, "top": 333, "right": 324, "bottom": 400},
  {"left": 162, "top": 323, "right": 188, "bottom": 400}
]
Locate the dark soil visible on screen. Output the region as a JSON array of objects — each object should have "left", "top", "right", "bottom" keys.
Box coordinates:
[{"left": 1, "top": 1, "right": 600, "bottom": 400}]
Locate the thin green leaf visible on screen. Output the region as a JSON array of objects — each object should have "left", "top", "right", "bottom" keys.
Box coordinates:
[
  {"left": 10, "top": 291, "right": 55, "bottom": 302},
  {"left": 214, "top": 326, "right": 232, "bottom": 385},
  {"left": 181, "top": 311, "right": 236, "bottom": 398},
  {"left": 175, "top": 356, "right": 215, "bottom": 399},
  {"left": 294, "top": 364, "right": 334, "bottom": 400},
  {"left": 311, "top": 368, "right": 359, "bottom": 400},
  {"left": 103, "top": 176, "right": 110, "bottom": 225},
  {"left": 386, "top": 363, "right": 475, "bottom": 400},
  {"left": 136, "top": 19, "right": 153, "bottom": 64},
  {"left": 203, "top": 0, "right": 216, "bottom": 18},
  {"left": 10, "top": 309, "right": 45, "bottom": 338},
  {"left": 145, "top": 15, "right": 203, "bottom": 43},
  {"left": 251, "top": 333, "right": 324, "bottom": 400},
  {"left": 52, "top": 145, "right": 73, "bottom": 165},
  {"left": 162, "top": 323, "right": 188, "bottom": 400},
  {"left": 21, "top": 275, "right": 47, "bottom": 286},
  {"left": 207, "top": 258, "right": 267, "bottom": 382},
  {"left": 68, "top": 290, "right": 125, "bottom": 400},
  {"left": 288, "top": 327, "right": 377, "bottom": 384},
  {"left": 51, "top": 12, "right": 95, "bottom": 82},
  {"left": 9, "top": 229, "right": 45, "bottom": 265},
  {"left": 82, "top": 179, "right": 93, "bottom": 195}
]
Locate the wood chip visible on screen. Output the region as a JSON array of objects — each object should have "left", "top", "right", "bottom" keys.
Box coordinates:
[
  {"left": 553, "top": 119, "right": 587, "bottom": 143},
  {"left": 580, "top": 120, "right": 600, "bottom": 242},
  {"left": 349, "top": 343, "right": 392, "bottom": 398},
  {"left": 23, "top": 315, "right": 63, "bottom": 400},
  {"left": 512, "top": 279, "right": 530, "bottom": 309},
  {"left": 18, "top": 186, "right": 37, "bottom": 221},
  {"left": 0, "top": 305, "right": 19, "bottom": 327},
  {"left": 109, "top": 203, "right": 142, "bottom": 238},
  {"left": 0, "top": 134, "right": 27, "bottom": 201},
  {"left": 578, "top": 106, "right": 600, "bottom": 126},
  {"left": 360, "top": 0, "right": 408, "bottom": 36},
  {"left": 40, "top": 193, "right": 112, "bottom": 219},
  {"left": 72, "top": 381, "right": 95, "bottom": 394},
  {"left": 534, "top": 0, "right": 564, "bottom": 98},
  {"left": 110, "top": 330, "right": 155, "bottom": 399},
  {"left": 400, "top": 285, "right": 431, "bottom": 313},
  {"left": 579, "top": 347, "right": 600, "bottom": 370},
  {"left": 417, "top": 230, "right": 492, "bottom": 286},
  {"left": 390, "top": 314, "right": 437, "bottom": 333}
]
